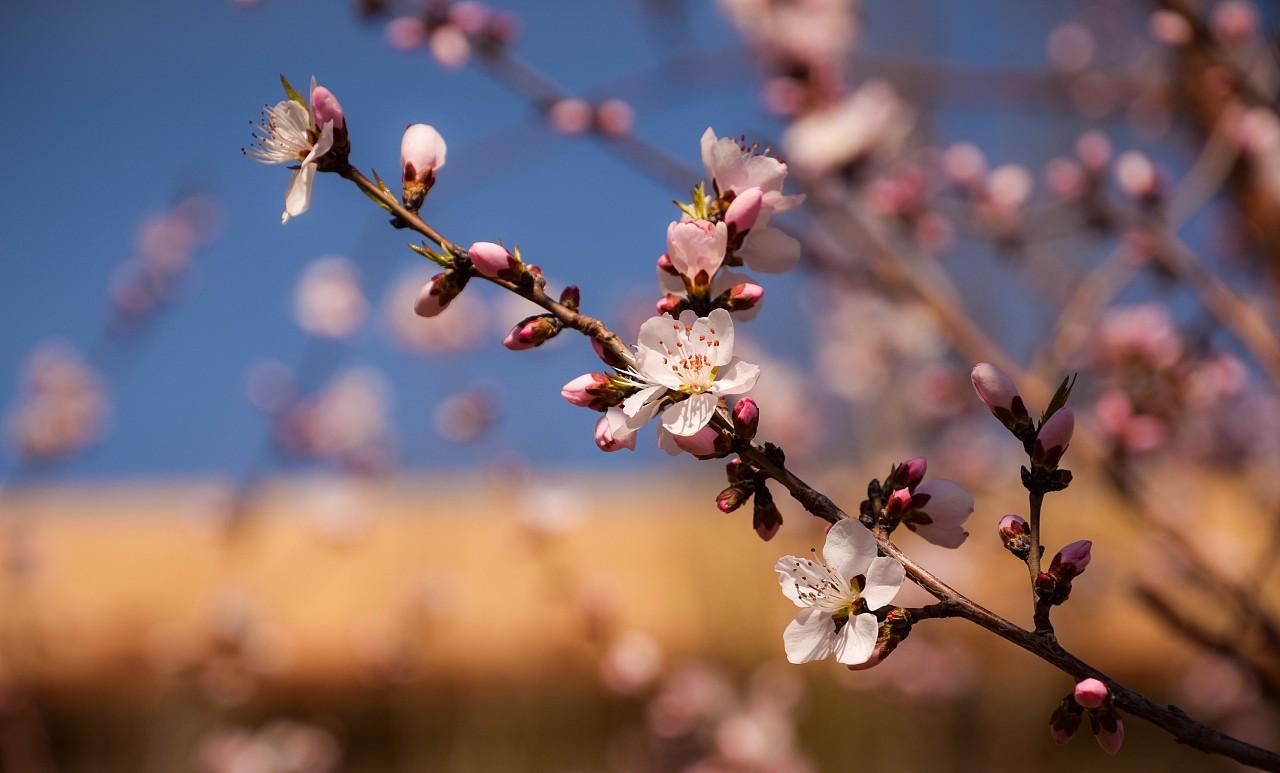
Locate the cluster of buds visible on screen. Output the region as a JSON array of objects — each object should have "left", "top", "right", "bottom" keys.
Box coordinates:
[
  {"left": 1049, "top": 677, "right": 1125, "bottom": 756},
  {"left": 383, "top": 0, "right": 518, "bottom": 69},
  {"left": 1034, "top": 540, "right": 1093, "bottom": 607},
  {"left": 970, "top": 362, "right": 1075, "bottom": 494},
  {"left": 858, "top": 457, "right": 975, "bottom": 548},
  {"left": 717, "top": 447, "right": 783, "bottom": 541}
]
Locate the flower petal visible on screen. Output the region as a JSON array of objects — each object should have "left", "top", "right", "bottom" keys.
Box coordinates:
[
  {"left": 783, "top": 608, "right": 836, "bottom": 664},
  {"left": 702, "top": 307, "right": 735, "bottom": 365},
  {"left": 282, "top": 164, "right": 315, "bottom": 224},
  {"left": 738, "top": 226, "right": 801, "bottom": 274},
  {"left": 660, "top": 393, "right": 717, "bottom": 436},
  {"left": 622, "top": 384, "right": 665, "bottom": 418},
  {"left": 834, "top": 613, "right": 879, "bottom": 665},
  {"left": 860, "top": 556, "right": 905, "bottom": 610},
  {"left": 710, "top": 359, "right": 759, "bottom": 396},
  {"left": 636, "top": 349, "right": 686, "bottom": 390},
  {"left": 822, "top": 519, "right": 876, "bottom": 580}
]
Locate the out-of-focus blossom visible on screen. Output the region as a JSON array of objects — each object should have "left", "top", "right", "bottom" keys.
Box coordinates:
[
  {"left": 429, "top": 24, "right": 471, "bottom": 68},
  {"left": 197, "top": 720, "right": 341, "bottom": 773},
  {"left": 1149, "top": 10, "right": 1192, "bottom": 46},
  {"left": 293, "top": 256, "right": 365, "bottom": 339},
  {"left": 1096, "top": 304, "right": 1182, "bottom": 369},
  {"left": 1114, "top": 151, "right": 1159, "bottom": 201},
  {"left": 6, "top": 343, "right": 108, "bottom": 463},
  {"left": 775, "top": 519, "right": 904, "bottom": 665},
  {"left": 385, "top": 16, "right": 426, "bottom": 49},
  {"left": 547, "top": 98, "right": 593, "bottom": 135},
  {"left": 1046, "top": 22, "right": 1095, "bottom": 74},
  {"left": 599, "top": 630, "right": 663, "bottom": 695},
  {"left": 620, "top": 309, "right": 759, "bottom": 437},
  {"left": 1211, "top": 1, "right": 1258, "bottom": 46},
  {"left": 595, "top": 98, "right": 634, "bottom": 136},
  {"left": 782, "top": 82, "right": 911, "bottom": 180},
  {"left": 944, "top": 142, "right": 988, "bottom": 190},
  {"left": 276, "top": 368, "right": 391, "bottom": 471},
  {"left": 434, "top": 386, "right": 498, "bottom": 443},
  {"left": 647, "top": 663, "right": 735, "bottom": 739}
]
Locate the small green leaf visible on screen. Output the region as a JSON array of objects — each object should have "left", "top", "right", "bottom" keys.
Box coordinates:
[
  {"left": 279, "top": 74, "right": 307, "bottom": 109},
  {"left": 372, "top": 169, "right": 394, "bottom": 196},
  {"left": 360, "top": 185, "right": 393, "bottom": 212},
  {"left": 1039, "top": 373, "right": 1077, "bottom": 426},
  {"left": 673, "top": 199, "right": 697, "bottom": 219},
  {"left": 409, "top": 242, "right": 449, "bottom": 266}
]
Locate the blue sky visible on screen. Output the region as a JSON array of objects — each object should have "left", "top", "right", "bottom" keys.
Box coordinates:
[{"left": 0, "top": 1, "right": 1211, "bottom": 481}]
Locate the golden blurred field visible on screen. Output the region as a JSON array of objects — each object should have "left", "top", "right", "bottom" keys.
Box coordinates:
[{"left": 0, "top": 468, "right": 1273, "bottom": 771}]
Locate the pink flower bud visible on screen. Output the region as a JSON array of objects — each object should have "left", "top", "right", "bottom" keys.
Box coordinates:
[
  {"left": 656, "top": 294, "right": 684, "bottom": 315},
  {"left": 561, "top": 372, "right": 615, "bottom": 410},
  {"left": 401, "top": 124, "right": 447, "bottom": 183},
  {"left": 503, "top": 315, "right": 559, "bottom": 350},
  {"left": 883, "top": 487, "right": 914, "bottom": 518},
  {"left": 385, "top": 17, "right": 426, "bottom": 50},
  {"left": 1074, "top": 678, "right": 1109, "bottom": 709},
  {"left": 1093, "top": 710, "right": 1125, "bottom": 755},
  {"left": 310, "top": 82, "right": 345, "bottom": 130},
  {"left": 722, "top": 282, "right": 764, "bottom": 313},
  {"left": 901, "top": 456, "right": 927, "bottom": 489},
  {"left": 1049, "top": 701, "right": 1083, "bottom": 744},
  {"left": 970, "top": 362, "right": 1020, "bottom": 413},
  {"left": 468, "top": 241, "right": 520, "bottom": 279},
  {"left": 428, "top": 25, "right": 470, "bottom": 69},
  {"left": 548, "top": 98, "right": 593, "bottom": 135},
  {"left": 656, "top": 253, "right": 680, "bottom": 277},
  {"left": 414, "top": 272, "right": 464, "bottom": 317},
  {"left": 724, "top": 187, "right": 764, "bottom": 234},
  {"left": 1036, "top": 408, "right": 1075, "bottom": 464},
  {"left": 594, "top": 409, "right": 635, "bottom": 453},
  {"left": 732, "top": 398, "right": 759, "bottom": 440},
  {"left": 753, "top": 493, "right": 783, "bottom": 541},
  {"left": 595, "top": 99, "right": 635, "bottom": 136},
  {"left": 1050, "top": 539, "right": 1092, "bottom": 581}
]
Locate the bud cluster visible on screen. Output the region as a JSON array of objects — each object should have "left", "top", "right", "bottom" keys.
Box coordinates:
[
  {"left": 717, "top": 451, "right": 784, "bottom": 541},
  {"left": 858, "top": 456, "right": 974, "bottom": 549},
  {"left": 1049, "top": 678, "right": 1125, "bottom": 756},
  {"left": 1034, "top": 539, "right": 1093, "bottom": 606}
]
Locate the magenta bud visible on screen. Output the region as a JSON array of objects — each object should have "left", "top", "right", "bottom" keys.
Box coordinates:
[
  {"left": 883, "top": 487, "right": 913, "bottom": 519},
  {"left": 1074, "top": 678, "right": 1109, "bottom": 710},
  {"left": 998, "top": 514, "right": 1031, "bottom": 558},
  {"left": 724, "top": 186, "right": 764, "bottom": 234},
  {"left": 752, "top": 493, "right": 783, "bottom": 541},
  {"left": 970, "top": 362, "right": 1020, "bottom": 413},
  {"left": 1050, "top": 539, "right": 1092, "bottom": 581},
  {"left": 723, "top": 282, "right": 764, "bottom": 313},
  {"left": 310, "top": 83, "right": 346, "bottom": 130},
  {"left": 656, "top": 253, "right": 680, "bottom": 277},
  {"left": 503, "top": 315, "right": 560, "bottom": 350},
  {"left": 656, "top": 294, "right": 684, "bottom": 315},
  {"left": 561, "top": 372, "right": 617, "bottom": 411},
  {"left": 901, "top": 456, "right": 926, "bottom": 489},
  {"left": 716, "top": 483, "right": 753, "bottom": 513},
  {"left": 468, "top": 241, "right": 522, "bottom": 279},
  {"left": 732, "top": 398, "right": 759, "bottom": 440}
]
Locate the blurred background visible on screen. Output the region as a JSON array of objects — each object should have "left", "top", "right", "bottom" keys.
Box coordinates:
[{"left": 2, "top": 0, "right": 1280, "bottom": 770}]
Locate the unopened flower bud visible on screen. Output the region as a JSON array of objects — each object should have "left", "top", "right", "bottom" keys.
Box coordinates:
[
  {"left": 1050, "top": 539, "right": 1092, "bottom": 582},
  {"left": 724, "top": 186, "right": 763, "bottom": 235},
  {"left": 595, "top": 409, "right": 635, "bottom": 453},
  {"left": 656, "top": 253, "right": 680, "bottom": 277},
  {"left": 401, "top": 124, "right": 448, "bottom": 210},
  {"left": 1035, "top": 408, "right": 1074, "bottom": 467},
  {"left": 716, "top": 482, "right": 754, "bottom": 513},
  {"left": 1091, "top": 709, "right": 1124, "bottom": 756},
  {"left": 310, "top": 82, "right": 346, "bottom": 131},
  {"left": 468, "top": 241, "right": 523, "bottom": 279},
  {"left": 971, "top": 362, "right": 1021, "bottom": 415},
  {"left": 883, "top": 487, "right": 914, "bottom": 519},
  {"left": 1049, "top": 698, "right": 1084, "bottom": 745},
  {"left": 998, "top": 514, "right": 1031, "bottom": 558},
  {"left": 656, "top": 294, "right": 685, "bottom": 315},
  {"left": 1074, "top": 678, "right": 1109, "bottom": 709},
  {"left": 595, "top": 99, "right": 635, "bottom": 137},
  {"left": 503, "top": 314, "right": 561, "bottom": 350},
  {"left": 752, "top": 484, "right": 783, "bottom": 541},
  {"left": 561, "top": 372, "right": 621, "bottom": 411},
  {"left": 725, "top": 456, "right": 751, "bottom": 483},
  {"left": 732, "top": 398, "right": 759, "bottom": 440},
  {"left": 414, "top": 270, "right": 467, "bottom": 317},
  {"left": 886, "top": 456, "right": 927, "bottom": 491},
  {"left": 717, "top": 282, "right": 764, "bottom": 314},
  {"left": 559, "top": 285, "right": 580, "bottom": 310}
]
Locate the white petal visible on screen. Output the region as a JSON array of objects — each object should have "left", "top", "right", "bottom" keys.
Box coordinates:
[
  {"left": 637, "top": 313, "right": 678, "bottom": 354},
  {"left": 656, "top": 263, "right": 686, "bottom": 295},
  {"left": 710, "top": 359, "right": 759, "bottom": 396},
  {"left": 636, "top": 349, "right": 685, "bottom": 390},
  {"left": 834, "top": 613, "right": 879, "bottom": 665},
  {"left": 300, "top": 120, "right": 335, "bottom": 167},
  {"left": 738, "top": 227, "right": 801, "bottom": 274},
  {"left": 822, "top": 519, "right": 876, "bottom": 580},
  {"left": 657, "top": 426, "right": 683, "bottom": 456},
  {"left": 660, "top": 393, "right": 717, "bottom": 436},
  {"left": 622, "top": 384, "right": 665, "bottom": 418},
  {"left": 703, "top": 307, "right": 734, "bottom": 365},
  {"left": 783, "top": 608, "right": 836, "bottom": 664},
  {"left": 282, "top": 164, "right": 315, "bottom": 223},
  {"left": 860, "top": 556, "right": 905, "bottom": 610}
]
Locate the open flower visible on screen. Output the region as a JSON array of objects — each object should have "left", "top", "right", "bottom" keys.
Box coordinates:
[
  {"left": 700, "top": 128, "right": 804, "bottom": 273},
  {"left": 666, "top": 219, "right": 727, "bottom": 291},
  {"left": 247, "top": 77, "right": 344, "bottom": 224},
  {"left": 621, "top": 308, "right": 760, "bottom": 437},
  {"left": 775, "top": 519, "right": 905, "bottom": 665}
]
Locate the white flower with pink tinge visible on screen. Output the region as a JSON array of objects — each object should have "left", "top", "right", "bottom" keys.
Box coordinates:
[
  {"left": 618, "top": 308, "right": 760, "bottom": 437},
  {"left": 775, "top": 519, "right": 905, "bottom": 665},
  {"left": 247, "top": 78, "right": 342, "bottom": 223},
  {"left": 700, "top": 128, "right": 805, "bottom": 273}
]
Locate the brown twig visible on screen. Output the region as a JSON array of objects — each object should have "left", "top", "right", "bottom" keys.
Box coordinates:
[{"left": 331, "top": 161, "right": 1280, "bottom": 771}]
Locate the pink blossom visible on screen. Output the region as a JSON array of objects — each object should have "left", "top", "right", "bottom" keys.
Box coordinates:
[
  {"left": 899, "top": 456, "right": 927, "bottom": 489},
  {"left": 309, "top": 81, "right": 345, "bottom": 130},
  {"left": 666, "top": 220, "right": 727, "bottom": 285},
  {"left": 385, "top": 17, "right": 426, "bottom": 50},
  {"left": 1050, "top": 539, "right": 1093, "bottom": 580},
  {"left": 970, "top": 362, "right": 1020, "bottom": 413},
  {"left": 904, "top": 479, "right": 973, "bottom": 548},
  {"left": 1074, "top": 678, "right": 1109, "bottom": 709},
  {"left": 595, "top": 99, "right": 634, "bottom": 136},
  {"left": 595, "top": 409, "right": 636, "bottom": 452},
  {"left": 428, "top": 25, "right": 470, "bottom": 68},
  {"left": 548, "top": 98, "right": 593, "bottom": 135}
]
